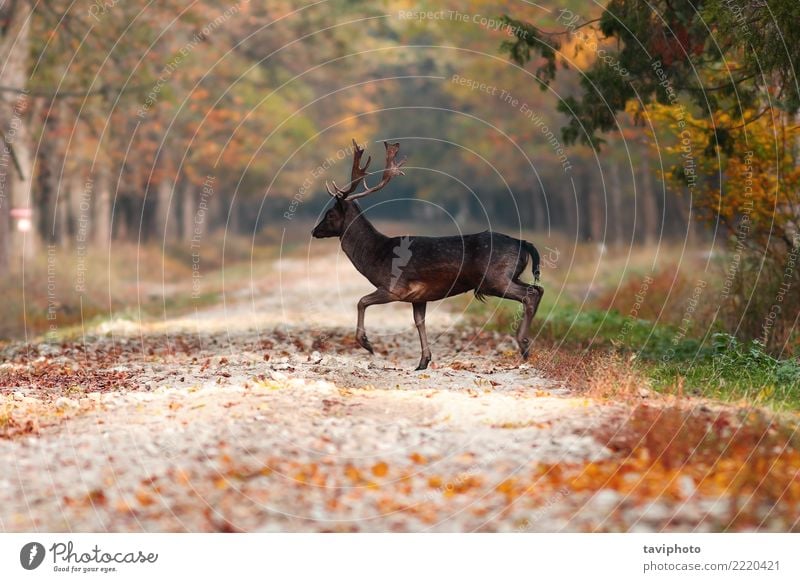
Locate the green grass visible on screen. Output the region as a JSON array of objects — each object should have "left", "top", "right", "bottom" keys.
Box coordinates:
[
  {"left": 646, "top": 333, "right": 800, "bottom": 410},
  {"left": 465, "top": 297, "right": 800, "bottom": 411}
]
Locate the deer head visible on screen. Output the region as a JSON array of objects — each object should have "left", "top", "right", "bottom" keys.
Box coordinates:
[{"left": 312, "top": 139, "right": 406, "bottom": 239}]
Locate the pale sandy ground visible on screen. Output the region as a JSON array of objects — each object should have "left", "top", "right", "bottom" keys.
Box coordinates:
[{"left": 0, "top": 252, "right": 736, "bottom": 532}]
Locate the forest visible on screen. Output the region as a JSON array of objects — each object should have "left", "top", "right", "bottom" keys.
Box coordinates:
[
  {"left": 1, "top": 0, "right": 799, "bottom": 535},
  {"left": 1, "top": 1, "right": 682, "bottom": 275},
  {"left": 2, "top": 1, "right": 796, "bottom": 352}
]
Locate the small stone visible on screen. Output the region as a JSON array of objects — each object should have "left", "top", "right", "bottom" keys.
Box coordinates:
[
  {"left": 590, "top": 489, "right": 622, "bottom": 513},
  {"left": 678, "top": 475, "right": 696, "bottom": 498}
]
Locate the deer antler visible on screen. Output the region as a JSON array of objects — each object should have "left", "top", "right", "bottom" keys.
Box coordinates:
[
  {"left": 346, "top": 141, "right": 406, "bottom": 201},
  {"left": 325, "top": 139, "right": 371, "bottom": 198}
]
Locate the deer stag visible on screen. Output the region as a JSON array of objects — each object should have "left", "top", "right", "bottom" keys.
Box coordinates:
[{"left": 312, "top": 139, "right": 544, "bottom": 370}]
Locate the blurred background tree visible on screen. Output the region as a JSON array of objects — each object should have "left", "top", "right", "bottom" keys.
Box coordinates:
[
  {"left": 0, "top": 0, "right": 797, "bottom": 353},
  {"left": 0, "top": 0, "right": 676, "bottom": 261}
]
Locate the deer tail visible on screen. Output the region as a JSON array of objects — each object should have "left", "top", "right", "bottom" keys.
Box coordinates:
[{"left": 524, "top": 241, "right": 541, "bottom": 283}]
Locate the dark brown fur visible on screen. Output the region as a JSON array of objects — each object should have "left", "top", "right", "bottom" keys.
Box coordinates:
[
  {"left": 313, "top": 198, "right": 543, "bottom": 370},
  {"left": 311, "top": 140, "right": 543, "bottom": 370}
]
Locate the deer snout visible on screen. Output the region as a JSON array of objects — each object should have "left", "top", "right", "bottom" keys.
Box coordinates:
[{"left": 312, "top": 220, "right": 339, "bottom": 238}]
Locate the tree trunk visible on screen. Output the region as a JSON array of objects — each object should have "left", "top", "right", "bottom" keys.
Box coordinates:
[
  {"left": 93, "top": 160, "right": 112, "bottom": 248},
  {"left": 638, "top": 148, "right": 659, "bottom": 245},
  {"left": 606, "top": 151, "right": 625, "bottom": 246},
  {"left": 56, "top": 184, "right": 70, "bottom": 246},
  {"left": 182, "top": 183, "right": 196, "bottom": 243},
  {"left": 0, "top": 140, "right": 11, "bottom": 271},
  {"left": 155, "top": 178, "right": 176, "bottom": 243},
  {"left": 530, "top": 183, "right": 547, "bottom": 232},
  {"left": 586, "top": 170, "right": 603, "bottom": 243},
  {"left": 0, "top": 172, "right": 8, "bottom": 272},
  {"left": 227, "top": 193, "right": 240, "bottom": 235},
  {"left": 0, "top": 2, "right": 28, "bottom": 269},
  {"left": 562, "top": 179, "right": 578, "bottom": 240},
  {"left": 208, "top": 188, "right": 222, "bottom": 233},
  {"left": 38, "top": 106, "right": 63, "bottom": 244},
  {"left": 1, "top": 1, "right": 35, "bottom": 261},
  {"left": 51, "top": 124, "right": 71, "bottom": 249},
  {"left": 68, "top": 168, "right": 84, "bottom": 241},
  {"left": 673, "top": 186, "right": 693, "bottom": 240},
  {"left": 10, "top": 98, "right": 35, "bottom": 260}
]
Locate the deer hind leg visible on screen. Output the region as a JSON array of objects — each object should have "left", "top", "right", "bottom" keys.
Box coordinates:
[
  {"left": 356, "top": 288, "right": 394, "bottom": 354},
  {"left": 412, "top": 302, "right": 431, "bottom": 370},
  {"left": 487, "top": 281, "right": 544, "bottom": 360},
  {"left": 515, "top": 282, "right": 543, "bottom": 360}
]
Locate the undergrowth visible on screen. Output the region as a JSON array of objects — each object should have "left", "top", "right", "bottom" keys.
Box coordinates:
[{"left": 467, "top": 298, "right": 800, "bottom": 411}]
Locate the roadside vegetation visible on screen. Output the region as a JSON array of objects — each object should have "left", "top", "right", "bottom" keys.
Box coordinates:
[
  {"left": 463, "top": 239, "right": 800, "bottom": 412},
  {"left": 0, "top": 230, "right": 290, "bottom": 342}
]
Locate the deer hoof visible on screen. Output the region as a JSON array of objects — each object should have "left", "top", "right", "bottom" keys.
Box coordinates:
[
  {"left": 357, "top": 334, "right": 374, "bottom": 354},
  {"left": 415, "top": 356, "right": 431, "bottom": 371},
  {"left": 519, "top": 338, "right": 531, "bottom": 360}
]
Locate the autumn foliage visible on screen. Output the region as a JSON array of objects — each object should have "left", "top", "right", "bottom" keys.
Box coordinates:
[{"left": 643, "top": 103, "right": 800, "bottom": 353}]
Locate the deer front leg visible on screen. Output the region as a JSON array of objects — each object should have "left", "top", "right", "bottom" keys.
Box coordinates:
[
  {"left": 356, "top": 288, "right": 393, "bottom": 354},
  {"left": 412, "top": 302, "right": 431, "bottom": 370}
]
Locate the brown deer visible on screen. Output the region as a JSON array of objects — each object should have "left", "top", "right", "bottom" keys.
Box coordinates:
[{"left": 312, "top": 139, "right": 544, "bottom": 370}]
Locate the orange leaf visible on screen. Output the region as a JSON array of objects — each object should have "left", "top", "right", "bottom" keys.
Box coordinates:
[
  {"left": 345, "top": 465, "right": 362, "bottom": 483},
  {"left": 409, "top": 452, "right": 427, "bottom": 465},
  {"left": 371, "top": 462, "right": 389, "bottom": 477}
]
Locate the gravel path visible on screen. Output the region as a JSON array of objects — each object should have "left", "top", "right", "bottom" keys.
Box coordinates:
[{"left": 0, "top": 251, "right": 787, "bottom": 532}]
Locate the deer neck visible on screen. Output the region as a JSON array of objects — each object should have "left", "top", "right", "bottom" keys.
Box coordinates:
[{"left": 339, "top": 201, "right": 390, "bottom": 276}]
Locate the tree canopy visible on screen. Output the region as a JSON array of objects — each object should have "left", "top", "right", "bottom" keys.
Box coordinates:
[{"left": 501, "top": 0, "right": 800, "bottom": 150}]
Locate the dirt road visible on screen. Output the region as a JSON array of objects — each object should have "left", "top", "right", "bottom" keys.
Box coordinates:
[{"left": 0, "top": 250, "right": 795, "bottom": 532}]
